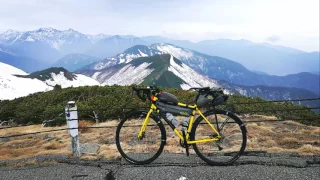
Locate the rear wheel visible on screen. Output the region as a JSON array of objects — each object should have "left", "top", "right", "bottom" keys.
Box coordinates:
[
  {"left": 116, "top": 110, "right": 166, "bottom": 165},
  {"left": 190, "top": 109, "right": 247, "bottom": 165}
]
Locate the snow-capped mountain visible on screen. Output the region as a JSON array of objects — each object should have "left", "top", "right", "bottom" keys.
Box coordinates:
[
  {"left": 150, "top": 44, "right": 319, "bottom": 95},
  {"left": 78, "top": 54, "right": 221, "bottom": 90},
  {"left": 0, "top": 28, "right": 88, "bottom": 47},
  {"left": 16, "top": 67, "right": 100, "bottom": 88},
  {"left": 142, "top": 37, "right": 320, "bottom": 76},
  {"left": 0, "top": 28, "right": 93, "bottom": 63},
  {"left": 150, "top": 43, "right": 253, "bottom": 81},
  {"left": 0, "top": 62, "right": 51, "bottom": 100},
  {"left": 0, "top": 30, "right": 23, "bottom": 44},
  {"left": 53, "top": 54, "right": 100, "bottom": 72},
  {"left": 77, "top": 54, "right": 319, "bottom": 102},
  {"left": 0, "top": 28, "right": 149, "bottom": 62},
  {"left": 0, "top": 63, "right": 100, "bottom": 100},
  {"left": 84, "top": 45, "right": 163, "bottom": 71},
  {"left": 79, "top": 44, "right": 320, "bottom": 95}
]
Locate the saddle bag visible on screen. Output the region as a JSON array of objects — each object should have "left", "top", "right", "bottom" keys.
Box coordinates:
[{"left": 196, "top": 88, "right": 229, "bottom": 107}]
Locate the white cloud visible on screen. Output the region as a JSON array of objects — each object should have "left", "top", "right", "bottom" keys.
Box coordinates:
[{"left": 0, "top": 0, "right": 318, "bottom": 51}]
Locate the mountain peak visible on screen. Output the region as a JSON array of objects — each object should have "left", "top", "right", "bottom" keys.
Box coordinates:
[
  {"left": 66, "top": 28, "right": 76, "bottom": 32},
  {"left": 111, "top": 35, "right": 122, "bottom": 39},
  {"left": 2, "top": 29, "right": 19, "bottom": 35},
  {"left": 36, "top": 27, "right": 57, "bottom": 33},
  {"left": 79, "top": 53, "right": 219, "bottom": 89},
  {"left": 123, "top": 45, "right": 150, "bottom": 53},
  {"left": 64, "top": 28, "right": 81, "bottom": 34}
]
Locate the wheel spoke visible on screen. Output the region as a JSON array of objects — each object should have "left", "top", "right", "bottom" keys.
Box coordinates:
[
  {"left": 191, "top": 110, "right": 247, "bottom": 165},
  {"left": 116, "top": 111, "right": 165, "bottom": 164}
]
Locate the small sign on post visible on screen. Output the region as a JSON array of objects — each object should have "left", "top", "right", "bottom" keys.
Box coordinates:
[{"left": 65, "top": 101, "right": 80, "bottom": 157}]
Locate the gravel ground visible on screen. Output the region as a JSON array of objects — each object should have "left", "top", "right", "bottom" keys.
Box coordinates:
[{"left": 0, "top": 153, "right": 319, "bottom": 180}]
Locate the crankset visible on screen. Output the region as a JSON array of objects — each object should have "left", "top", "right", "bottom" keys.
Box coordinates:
[
  {"left": 138, "top": 132, "right": 145, "bottom": 140},
  {"left": 179, "top": 139, "right": 191, "bottom": 148}
]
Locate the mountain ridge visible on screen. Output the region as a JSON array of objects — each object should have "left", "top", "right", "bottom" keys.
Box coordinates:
[
  {"left": 1, "top": 28, "right": 318, "bottom": 76},
  {"left": 78, "top": 44, "right": 319, "bottom": 95},
  {"left": 76, "top": 54, "right": 319, "bottom": 104}
]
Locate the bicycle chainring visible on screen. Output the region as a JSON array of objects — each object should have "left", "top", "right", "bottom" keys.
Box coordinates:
[{"left": 179, "top": 139, "right": 191, "bottom": 148}]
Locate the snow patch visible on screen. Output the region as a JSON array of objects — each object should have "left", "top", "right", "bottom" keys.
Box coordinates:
[
  {"left": 124, "top": 54, "right": 143, "bottom": 63},
  {"left": 52, "top": 40, "right": 65, "bottom": 50},
  {"left": 168, "top": 55, "right": 219, "bottom": 90},
  {"left": 25, "top": 36, "right": 35, "bottom": 42},
  {"left": 0, "top": 62, "right": 28, "bottom": 76},
  {"left": 101, "top": 62, "right": 153, "bottom": 85},
  {"left": 45, "top": 72, "right": 100, "bottom": 88},
  {"left": 138, "top": 49, "right": 148, "bottom": 57},
  {"left": 0, "top": 63, "right": 51, "bottom": 100},
  {"left": 92, "top": 72, "right": 102, "bottom": 80},
  {"left": 155, "top": 44, "right": 194, "bottom": 60}
]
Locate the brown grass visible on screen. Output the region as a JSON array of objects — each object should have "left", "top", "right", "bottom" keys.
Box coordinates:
[
  {"left": 245, "top": 116, "right": 320, "bottom": 155},
  {"left": 44, "top": 141, "right": 62, "bottom": 150},
  {"left": 0, "top": 116, "right": 319, "bottom": 162},
  {"left": 297, "top": 144, "right": 320, "bottom": 155},
  {"left": 78, "top": 120, "right": 95, "bottom": 133}
]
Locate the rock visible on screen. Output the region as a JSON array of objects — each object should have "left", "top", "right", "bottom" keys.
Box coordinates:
[
  {"left": 0, "top": 137, "right": 10, "bottom": 143},
  {"left": 80, "top": 144, "right": 100, "bottom": 155},
  {"left": 68, "top": 143, "right": 100, "bottom": 155}
]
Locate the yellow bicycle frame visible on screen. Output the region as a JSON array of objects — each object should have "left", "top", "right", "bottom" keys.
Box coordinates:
[{"left": 138, "top": 102, "right": 221, "bottom": 144}]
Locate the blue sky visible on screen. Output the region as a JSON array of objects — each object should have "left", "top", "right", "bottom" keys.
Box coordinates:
[{"left": 0, "top": 0, "right": 319, "bottom": 52}]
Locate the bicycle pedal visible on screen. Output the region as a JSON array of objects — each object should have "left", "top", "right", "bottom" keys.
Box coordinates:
[{"left": 217, "top": 145, "right": 223, "bottom": 151}]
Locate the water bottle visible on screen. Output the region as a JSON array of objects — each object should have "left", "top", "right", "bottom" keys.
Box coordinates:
[
  {"left": 181, "top": 117, "right": 190, "bottom": 131},
  {"left": 166, "top": 113, "right": 179, "bottom": 128}
]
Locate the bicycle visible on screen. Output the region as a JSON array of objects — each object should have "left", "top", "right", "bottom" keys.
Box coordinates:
[{"left": 116, "top": 86, "right": 247, "bottom": 165}]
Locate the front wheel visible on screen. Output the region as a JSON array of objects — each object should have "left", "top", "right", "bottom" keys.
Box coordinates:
[
  {"left": 190, "top": 109, "right": 247, "bottom": 165},
  {"left": 116, "top": 110, "right": 166, "bottom": 165}
]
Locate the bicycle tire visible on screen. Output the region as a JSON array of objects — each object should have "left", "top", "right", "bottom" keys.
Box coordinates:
[
  {"left": 190, "top": 109, "right": 247, "bottom": 165},
  {"left": 116, "top": 110, "right": 166, "bottom": 165}
]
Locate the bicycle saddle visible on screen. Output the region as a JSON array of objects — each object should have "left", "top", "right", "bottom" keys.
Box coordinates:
[{"left": 158, "top": 92, "right": 178, "bottom": 104}]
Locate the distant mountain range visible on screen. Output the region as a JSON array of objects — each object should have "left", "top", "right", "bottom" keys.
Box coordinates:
[
  {"left": 0, "top": 28, "right": 318, "bottom": 76},
  {"left": 0, "top": 28, "right": 148, "bottom": 62},
  {"left": 0, "top": 27, "right": 319, "bottom": 103},
  {"left": 78, "top": 44, "right": 320, "bottom": 95},
  {"left": 0, "top": 46, "right": 48, "bottom": 73}
]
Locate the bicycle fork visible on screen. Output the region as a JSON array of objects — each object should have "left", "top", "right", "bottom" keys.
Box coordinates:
[{"left": 137, "top": 109, "right": 154, "bottom": 139}]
